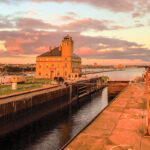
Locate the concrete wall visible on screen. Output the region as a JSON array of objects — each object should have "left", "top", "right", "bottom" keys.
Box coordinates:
[{"left": 0, "top": 86, "right": 70, "bottom": 119}]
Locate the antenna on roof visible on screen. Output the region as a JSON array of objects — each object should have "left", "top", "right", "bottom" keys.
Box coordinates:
[{"left": 49, "top": 46, "right": 51, "bottom": 53}]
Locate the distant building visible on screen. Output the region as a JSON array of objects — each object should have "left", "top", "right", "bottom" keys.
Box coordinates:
[
  {"left": 36, "top": 35, "right": 81, "bottom": 80},
  {"left": 113, "top": 64, "right": 126, "bottom": 69},
  {"left": 94, "top": 63, "right": 97, "bottom": 67}
]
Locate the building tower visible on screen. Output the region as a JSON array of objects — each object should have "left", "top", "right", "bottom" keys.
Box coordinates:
[{"left": 62, "top": 35, "right": 74, "bottom": 57}]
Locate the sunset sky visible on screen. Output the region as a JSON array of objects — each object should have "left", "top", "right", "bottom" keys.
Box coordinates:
[{"left": 0, "top": 0, "right": 150, "bottom": 65}]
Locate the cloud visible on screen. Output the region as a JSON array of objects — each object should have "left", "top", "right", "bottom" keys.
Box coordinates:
[
  {"left": 1, "top": 0, "right": 150, "bottom": 18},
  {"left": 55, "top": 15, "right": 76, "bottom": 24},
  {"left": 132, "top": 12, "right": 141, "bottom": 18},
  {"left": 16, "top": 18, "right": 55, "bottom": 30},
  {"left": 32, "top": 0, "right": 135, "bottom": 12},
  {"left": 0, "top": 15, "right": 14, "bottom": 29},
  {"left": 59, "top": 18, "right": 121, "bottom": 32},
  {"left": 75, "top": 47, "right": 98, "bottom": 56},
  {"left": 67, "top": 12, "right": 78, "bottom": 17},
  {"left": 82, "top": 58, "right": 150, "bottom": 65},
  {"left": 0, "top": 12, "right": 149, "bottom": 64},
  {"left": 32, "top": 0, "right": 150, "bottom": 17},
  {"left": 131, "top": 0, "right": 150, "bottom": 18}
]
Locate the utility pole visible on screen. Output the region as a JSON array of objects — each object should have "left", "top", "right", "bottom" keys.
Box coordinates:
[{"left": 146, "top": 71, "right": 150, "bottom": 135}]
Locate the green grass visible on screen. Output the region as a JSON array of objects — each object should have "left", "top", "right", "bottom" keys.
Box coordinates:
[
  {"left": 0, "top": 77, "right": 53, "bottom": 96},
  {"left": 26, "top": 77, "right": 52, "bottom": 84},
  {"left": 0, "top": 83, "right": 42, "bottom": 96},
  {"left": 101, "top": 76, "right": 109, "bottom": 83}
]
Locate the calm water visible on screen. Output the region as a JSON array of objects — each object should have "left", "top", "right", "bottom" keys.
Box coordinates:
[
  {"left": 87, "top": 67, "right": 145, "bottom": 81},
  {"left": 0, "top": 68, "right": 145, "bottom": 150},
  {"left": 0, "top": 88, "right": 108, "bottom": 150}
]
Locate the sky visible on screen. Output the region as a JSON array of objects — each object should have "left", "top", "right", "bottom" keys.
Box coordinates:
[{"left": 0, "top": 0, "right": 150, "bottom": 65}]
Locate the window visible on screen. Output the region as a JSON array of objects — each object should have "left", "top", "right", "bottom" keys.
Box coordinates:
[
  {"left": 52, "top": 64, "right": 54, "bottom": 67},
  {"left": 68, "top": 75, "right": 71, "bottom": 78},
  {"left": 39, "top": 72, "right": 41, "bottom": 76},
  {"left": 39, "top": 64, "right": 41, "bottom": 68},
  {"left": 57, "top": 72, "right": 60, "bottom": 76},
  {"left": 46, "top": 64, "right": 48, "bottom": 68},
  {"left": 46, "top": 73, "right": 48, "bottom": 76},
  {"left": 64, "top": 71, "right": 67, "bottom": 76},
  {"left": 75, "top": 75, "right": 78, "bottom": 78},
  {"left": 65, "top": 63, "right": 67, "bottom": 68}
]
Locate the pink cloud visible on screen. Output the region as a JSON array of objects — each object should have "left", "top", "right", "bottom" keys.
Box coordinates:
[
  {"left": 57, "top": 16, "right": 75, "bottom": 21},
  {"left": 75, "top": 47, "right": 98, "bottom": 56},
  {"left": 16, "top": 18, "right": 55, "bottom": 30},
  {"left": 132, "top": 12, "right": 141, "bottom": 18},
  {"left": 67, "top": 12, "right": 78, "bottom": 17},
  {"left": 5, "top": 37, "right": 35, "bottom": 54},
  {"left": 34, "top": 46, "right": 47, "bottom": 53},
  {"left": 59, "top": 18, "right": 110, "bottom": 31}
]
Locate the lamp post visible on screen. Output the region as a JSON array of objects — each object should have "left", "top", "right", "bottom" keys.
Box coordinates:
[{"left": 146, "top": 70, "right": 150, "bottom": 135}]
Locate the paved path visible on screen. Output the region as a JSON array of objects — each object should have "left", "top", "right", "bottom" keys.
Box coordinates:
[{"left": 65, "top": 82, "right": 150, "bottom": 150}]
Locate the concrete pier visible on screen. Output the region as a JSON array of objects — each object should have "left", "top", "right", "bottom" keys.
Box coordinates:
[{"left": 65, "top": 82, "right": 150, "bottom": 150}]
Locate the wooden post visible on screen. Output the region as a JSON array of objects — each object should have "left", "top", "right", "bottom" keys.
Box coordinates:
[
  {"left": 146, "top": 72, "right": 150, "bottom": 135},
  {"left": 70, "top": 85, "right": 72, "bottom": 104}
]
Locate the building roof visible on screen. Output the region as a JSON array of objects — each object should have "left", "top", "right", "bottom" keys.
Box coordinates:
[
  {"left": 37, "top": 46, "right": 81, "bottom": 59},
  {"left": 64, "top": 35, "right": 72, "bottom": 40},
  {"left": 73, "top": 54, "right": 81, "bottom": 59},
  {"left": 37, "top": 47, "right": 61, "bottom": 57}
]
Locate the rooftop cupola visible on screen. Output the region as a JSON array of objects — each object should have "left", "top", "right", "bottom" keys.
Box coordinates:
[
  {"left": 59, "top": 45, "right": 62, "bottom": 51},
  {"left": 62, "top": 35, "right": 73, "bottom": 57}
]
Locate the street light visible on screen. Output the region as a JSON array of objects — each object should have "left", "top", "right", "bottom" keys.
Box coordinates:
[{"left": 146, "top": 70, "right": 150, "bottom": 135}]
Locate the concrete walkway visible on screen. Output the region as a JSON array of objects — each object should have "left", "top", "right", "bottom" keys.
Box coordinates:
[{"left": 65, "top": 83, "right": 150, "bottom": 150}]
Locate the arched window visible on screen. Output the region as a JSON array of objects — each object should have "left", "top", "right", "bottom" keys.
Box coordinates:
[{"left": 64, "top": 71, "right": 67, "bottom": 76}]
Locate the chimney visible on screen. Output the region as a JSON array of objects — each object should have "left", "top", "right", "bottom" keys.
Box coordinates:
[
  {"left": 59, "top": 45, "right": 61, "bottom": 51},
  {"left": 49, "top": 46, "right": 51, "bottom": 53}
]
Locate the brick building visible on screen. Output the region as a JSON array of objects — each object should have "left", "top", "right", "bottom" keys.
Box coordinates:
[{"left": 36, "top": 35, "right": 81, "bottom": 80}]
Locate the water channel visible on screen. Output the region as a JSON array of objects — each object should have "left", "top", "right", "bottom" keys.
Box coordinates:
[{"left": 0, "top": 68, "right": 145, "bottom": 150}]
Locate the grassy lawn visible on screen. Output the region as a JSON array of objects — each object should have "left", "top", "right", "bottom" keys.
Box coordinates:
[
  {"left": 0, "top": 83, "right": 42, "bottom": 96},
  {"left": 0, "top": 77, "right": 52, "bottom": 96},
  {"left": 26, "top": 77, "right": 52, "bottom": 84}
]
